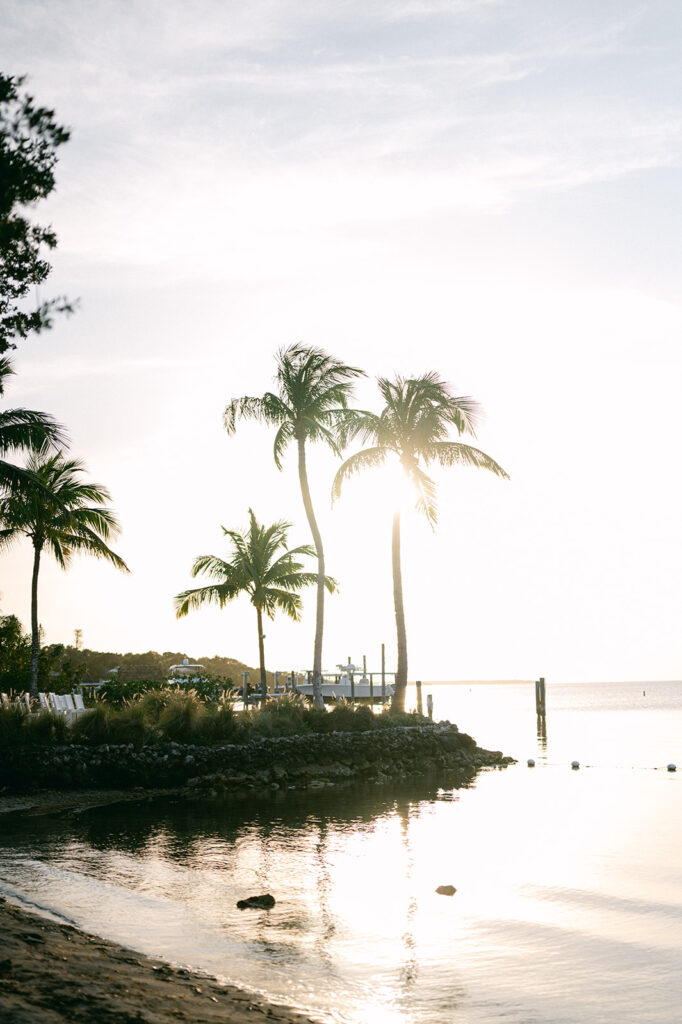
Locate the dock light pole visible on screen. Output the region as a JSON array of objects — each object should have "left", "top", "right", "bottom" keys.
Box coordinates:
[{"left": 381, "top": 643, "right": 386, "bottom": 702}]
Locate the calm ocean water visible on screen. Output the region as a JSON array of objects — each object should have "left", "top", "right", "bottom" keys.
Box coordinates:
[{"left": 1, "top": 680, "right": 681, "bottom": 1024}]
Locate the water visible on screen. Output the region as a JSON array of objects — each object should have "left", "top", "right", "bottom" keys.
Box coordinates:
[{"left": 1, "top": 680, "right": 681, "bottom": 1023}]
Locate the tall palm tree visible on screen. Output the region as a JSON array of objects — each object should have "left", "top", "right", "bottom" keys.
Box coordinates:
[
  {"left": 175, "top": 509, "right": 337, "bottom": 697},
  {"left": 332, "top": 373, "right": 509, "bottom": 713},
  {"left": 0, "top": 452, "right": 129, "bottom": 696},
  {"left": 0, "top": 357, "right": 67, "bottom": 494},
  {"left": 224, "top": 344, "right": 363, "bottom": 706}
]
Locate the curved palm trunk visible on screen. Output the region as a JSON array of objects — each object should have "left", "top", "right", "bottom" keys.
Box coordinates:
[
  {"left": 391, "top": 510, "right": 408, "bottom": 713},
  {"left": 29, "top": 541, "right": 42, "bottom": 699},
  {"left": 256, "top": 605, "right": 267, "bottom": 698},
  {"left": 297, "top": 438, "right": 325, "bottom": 708}
]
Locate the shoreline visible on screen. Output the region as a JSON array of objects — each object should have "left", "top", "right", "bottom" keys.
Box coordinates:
[{"left": 0, "top": 895, "right": 321, "bottom": 1024}]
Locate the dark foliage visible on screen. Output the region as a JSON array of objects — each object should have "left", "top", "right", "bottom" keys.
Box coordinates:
[
  {"left": 0, "top": 73, "right": 74, "bottom": 353},
  {"left": 0, "top": 614, "right": 83, "bottom": 693}
]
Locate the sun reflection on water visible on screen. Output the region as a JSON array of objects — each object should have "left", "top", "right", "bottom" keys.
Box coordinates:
[{"left": 0, "top": 682, "right": 681, "bottom": 1023}]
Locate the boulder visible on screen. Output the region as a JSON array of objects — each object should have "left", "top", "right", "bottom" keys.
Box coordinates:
[
  {"left": 236, "top": 893, "right": 276, "bottom": 910},
  {"left": 435, "top": 885, "right": 457, "bottom": 896}
]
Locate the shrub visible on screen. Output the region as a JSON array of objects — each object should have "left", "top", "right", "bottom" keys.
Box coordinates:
[
  {"left": 70, "top": 703, "right": 116, "bottom": 745},
  {"left": 244, "top": 693, "right": 323, "bottom": 737},
  {"left": 157, "top": 689, "right": 208, "bottom": 743},
  {"left": 0, "top": 706, "right": 69, "bottom": 747},
  {"left": 324, "top": 700, "right": 375, "bottom": 733},
  {"left": 0, "top": 704, "right": 28, "bottom": 746},
  {"left": 98, "top": 675, "right": 233, "bottom": 707}
]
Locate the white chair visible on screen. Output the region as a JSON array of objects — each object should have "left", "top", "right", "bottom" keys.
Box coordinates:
[
  {"left": 38, "top": 692, "right": 52, "bottom": 712},
  {"left": 72, "top": 693, "right": 90, "bottom": 716},
  {"left": 22, "top": 693, "right": 31, "bottom": 712},
  {"left": 48, "top": 692, "right": 65, "bottom": 714}
]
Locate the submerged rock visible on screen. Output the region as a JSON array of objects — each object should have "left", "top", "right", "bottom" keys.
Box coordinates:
[
  {"left": 236, "top": 893, "right": 276, "bottom": 910},
  {"left": 435, "top": 885, "right": 457, "bottom": 896}
]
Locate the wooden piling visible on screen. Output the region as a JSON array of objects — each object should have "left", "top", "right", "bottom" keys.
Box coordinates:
[
  {"left": 416, "top": 679, "right": 423, "bottom": 715},
  {"left": 241, "top": 671, "right": 249, "bottom": 702},
  {"left": 535, "top": 677, "right": 546, "bottom": 716},
  {"left": 427, "top": 693, "right": 433, "bottom": 719}
]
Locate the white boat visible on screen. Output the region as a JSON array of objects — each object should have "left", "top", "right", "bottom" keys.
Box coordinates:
[
  {"left": 168, "top": 657, "right": 205, "bottom": 682},
  {"left": 293, "top": 663, "right": 395, "bottom": 702}
]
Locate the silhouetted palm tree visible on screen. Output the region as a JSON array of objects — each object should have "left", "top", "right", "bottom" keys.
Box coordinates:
[
  {"left": 332, "top": 373, "right": 509, "bottom": 712},
  {"left": 175, "top": 509, "right": 336, "bottom": 697},
  {"left": 224, "top": 344, "right": 363, "bottom": 705},
  {"left": 0, "top": 357, "right": 66, "bottom": 495},
  {"left": 0, "top": 452, "right": 129, "bottom": 696}
]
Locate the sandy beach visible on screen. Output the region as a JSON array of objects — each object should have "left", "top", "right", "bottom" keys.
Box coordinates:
[{"left": 0, "top": 896, "right": 320, "bottom": 1024}]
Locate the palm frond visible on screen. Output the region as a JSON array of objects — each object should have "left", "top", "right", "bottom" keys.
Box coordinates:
[
  {"left": 410, "top": 464, "right": 439, "bottom": 529},
  {"left": 331, "top": 446, "right": 387, "bottom": 502},
  {"left": 175, "top": 583, "right": 239, "bottom": 618},
  {"left": 259, "top": 586, "right": 304, "bottom": 621},
  {"left": 273, "top": 420, "right": 296, "bottom": 470},
  {"left": 0, "top": 408, "right": 68, "bottom": 455},
  {"left": 422, "top": 442, "right": 510, "bottom": 479},
  {"left": 223, "top": 393, "right": 290, "bottom": 435}
]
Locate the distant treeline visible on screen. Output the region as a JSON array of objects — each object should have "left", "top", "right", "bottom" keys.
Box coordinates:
[
  {"left": 66, "top": 648, "right": 270, "bottom": 685},
  {"left": 0, "top": 614, "right": 271, "bottom": 692}
]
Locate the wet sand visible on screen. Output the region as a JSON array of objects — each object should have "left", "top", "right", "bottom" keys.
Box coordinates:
[{"left": 0, "top": 897, "right": 320, "bottom": 1024}]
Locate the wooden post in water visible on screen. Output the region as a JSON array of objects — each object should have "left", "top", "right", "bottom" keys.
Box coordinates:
[
  {"left": 535, "top": 677, "right": 546, "bottom": 716},
  {"left": 427, "top": 694, "right": 433, "bottom": 719},
  {"left": 381, "top": 643, "right": 386, "bottom": 702},
  {"left": 416, "top": 679, "right": 423, "bottom": 715},
  {"left": 274, "top": 670, "right": 280, "bottom": 693},
  {"left": 241, "top": 671, "right": 249, "bottom": 703},
  {"left": 349, "top": 656, "right": 355, "bottom": 703}
]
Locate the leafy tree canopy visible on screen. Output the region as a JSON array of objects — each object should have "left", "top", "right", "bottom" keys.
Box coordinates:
[{"left": 0, "top": 73, "right": 73, "bottom": 354}]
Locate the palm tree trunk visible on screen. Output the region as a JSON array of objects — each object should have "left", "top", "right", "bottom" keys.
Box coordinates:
[
  {"left": 297, "top": 438, "right": 325, "bottom": 708},
  {"left": 256, "top": 605, "right": 267, "bottom": 698},
  {"left": 29, "top": 541, "right": 41, "bottom": 699},
  {"left": 392, "top": 510, "right": 408, "bottom": 713}
]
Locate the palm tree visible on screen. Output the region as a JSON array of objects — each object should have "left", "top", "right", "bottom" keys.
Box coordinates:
[
  {"left": 0, "top": 452, "right": 129, "bottom": 696},
  {"left": 224, "top": 344, "right": 363, "bottom": 706},
  {"left": 332, "top": 373, "right": 509, "bottom": 713},
  {"left": 0, "top": 357, "right": 67, "bottom": 494},
  {"left": 175, "top": 509, "right": 337, "bottom": 697}
]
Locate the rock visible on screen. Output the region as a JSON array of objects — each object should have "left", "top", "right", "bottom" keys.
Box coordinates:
[
  {"left": 236, "top": 893, "right": 276, "bottom": 910},
  {"left": 435, "top": 885, "right": 457, "bottom": 896}
]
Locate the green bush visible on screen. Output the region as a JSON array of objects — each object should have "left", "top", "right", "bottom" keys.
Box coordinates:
[
  {"left": 1, "top": 685, "right": 437, "bottom": 755},
  {"left": 0, "top": 704, "right": 28, "bottom": 746},
  {"left": 0, "top": 706, "right": 69, "bottom": 747},
  {"left": 98, "top": 675, "right": 234, "bottom": 707},
  {"left": 244, "top": 693, "right": 327, "bottom": 738},
  {"left": 324, "top": 700, "right": 375, "bottom": 732},
  {"left": 157, "top": 690, "right": 208, "bottom": 743}
]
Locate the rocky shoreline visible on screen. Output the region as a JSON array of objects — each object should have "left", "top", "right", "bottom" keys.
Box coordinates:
[{"left": 0, "top": 722, "right": 513, "bottom": 797}]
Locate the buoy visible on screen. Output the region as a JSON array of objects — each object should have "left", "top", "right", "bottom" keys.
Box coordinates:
[
  {"left": 571, "top": 760, "right": 580, "bottom": 770},
  {"left": 527, "top": 758, "right": 535, "bottom": 767},
  {"left": 667, "top": 764, "right": 676, "bottom": 773}
]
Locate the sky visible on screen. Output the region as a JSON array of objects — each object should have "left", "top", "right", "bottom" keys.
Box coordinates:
[{"left": 1, "top": 0, "right": 681, "bottom": 683}]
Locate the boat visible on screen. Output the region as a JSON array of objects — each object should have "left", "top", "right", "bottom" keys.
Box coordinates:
[
  {"left": 291, "top": 663, "right": 395, "bottom": 703},
  {"left": 168, "top": 658, "right": 205, "bottom": 682}
]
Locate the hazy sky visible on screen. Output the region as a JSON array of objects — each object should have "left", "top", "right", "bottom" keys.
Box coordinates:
[{"left": 1, "top": 0, "right": 681, "bottom": 682}]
